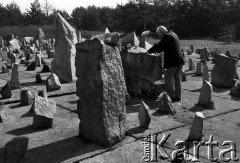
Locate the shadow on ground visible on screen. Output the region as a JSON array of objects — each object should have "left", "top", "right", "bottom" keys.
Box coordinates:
[{"left": 6, "top": 125, "right": 47, "bottom": 136}]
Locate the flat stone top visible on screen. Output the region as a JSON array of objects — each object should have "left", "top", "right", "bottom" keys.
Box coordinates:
[{"left": 196, "top": 112, "right": 204, "bottom": 118}]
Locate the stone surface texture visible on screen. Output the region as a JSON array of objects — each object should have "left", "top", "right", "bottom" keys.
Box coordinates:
[
  {"left": 46, "top": 73, "right": 61, "bottom": 92},
  {"left": 138, "top": 101, "right": 151, "bottom": 129},
  {"left": 10, "top": 63, "right": 20, "bottom": 89}
]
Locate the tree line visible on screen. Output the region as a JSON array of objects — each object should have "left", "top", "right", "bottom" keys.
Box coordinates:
[{"left": 0, "top": 0, "right": 240, "bottom": 38}]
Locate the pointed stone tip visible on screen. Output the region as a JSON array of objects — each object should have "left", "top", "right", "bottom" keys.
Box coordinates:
[{"left": 196, "top": 112, "right": 204, "bottom": 118}]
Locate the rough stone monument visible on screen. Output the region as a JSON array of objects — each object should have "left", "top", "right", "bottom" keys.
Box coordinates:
[
  {"left": 195, "top": 62, "right": 203, "bottom": 76},
  {"left": 46, "top": 73, "right": 61, "bottom": 92},
  {"left": 35, "top": 54, "right": 42, "bottom": 67},
  {"left": 75, "top": 34, "right": 126, "bottom": 146},
  {"left": 156, "top": 91, "right": 175, "bottom": 114},
  {"left": 20, "top": 89, "right": 34, "bottom": 106},
  {"left": 0, "top": 83, "right": 12, "bottom": 99},
  {"left": 187, "top": 112, "right": 204, "bottom": 141},
  {"left": 121, "top": 31, "right": 139, "bottom": 47},
  {"left": 202, "top": 63, "right": 210, "bottom": 82},
  {"left": 51, "top": 13, "right": 78, "bottom": 83},
  {"left": 198, "top": 80, "right": 213, "bottom": 107}
]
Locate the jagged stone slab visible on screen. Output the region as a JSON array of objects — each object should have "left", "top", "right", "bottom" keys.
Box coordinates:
[
  {"left": 2, "top": 64, "right": 10, "bottom": 73},
  {"left": 138, "top": 101, "right": 151, "bottom": 129},
  {"left": 20, "top": 89, "right": 34, "bottom": 106},
  {"left": 0, "top": 136, "right": 29, "bottom": 163},
  {"left": 188, "top": 112, "right": 204, "bottom": 141},
  {"left": 46, "top": 73, "right": 61, "bottom": 92},
  {"left": 35, "top": 54, "right": 42, "bottom": 67},
  {"left": 230, "top": 80, "right": 240, "bottom": 97},
  {"left": 75, "top": 38, "right": 126, "bottom": 147},
  {"left": 139, "top": 30, "right": 152, "bottom": 50},
  {"left": 51, "top": 13, "right": 77, "bottom": 83},
  {"left": 26, "top": 61, "right": 35, "bottom": 71},
  {"left": 0, "top": 83, "right": 12, "bottom": 99},
  {"left": 41, "top": 64, "right": 51, "bottom": 72},
  {"left": 122, "top": 31, "right": 139, "bottom": 47},
  {"left": 10, "top": 63, "right": 21, "bottom": 90},
  {"left": 195, "top": 62, "right": 203, "bottom": 76},
  {"left": 156, "top": 92, "right": 176, "bottom": 114},
  {"left": 36, "top": 73, "right": 44, "bottom": 83},
  {"left": 202, "top": 63, "right": 210, "bottom": 82},
  {"left": 33, "top": 95, "right": 56, "bottom": 129},
  {"left": 211, "top": 54, "right": 238, "bottom": 88},
  {"left": 198, "top": 80, "right": 213, "bottom": 107},
  {"left": 120, "top": 47, "right": 163, "bottom": 98}
]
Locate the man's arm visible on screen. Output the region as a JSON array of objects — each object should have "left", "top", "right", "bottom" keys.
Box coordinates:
[{"left": 148, "top": 39, "right": 165, "bottom": 54}]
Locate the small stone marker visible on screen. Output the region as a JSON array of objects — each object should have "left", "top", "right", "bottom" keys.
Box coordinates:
[
  {"left": 156, "top": 92, "right": 175, "bottom": 114},
  {"left": 0, "top": 101, "right": 8, "bottom": 123},
  {"left": 105, "top": 27, "right": 110, "bottom": 34},
  {"left": 187, "top": 112, "right": 204, "bottom": 141},
  {"left": 6, "top": 60, "right": 12, "bottom": 69},
  {"left": 33, "top": 95, "right": 56, "bottom": 129},
  {"left": 0, "top": 83, "right": 12, "bottom": 99},
  {"left": 1, "top": 51, "right": 8, "bottom": 61},
  {"left": 202, "top": 63, "right": 210, "bottom": 81},
  {"left": 47, "top": 49, "right": 55, "bottom": 58},
  {"left": 198, "top": 80, "right": 213, "bottom": 107},
  {"left": 38, "top": 88, "right": 47, "bottom": 99},
  {"left": 35, "top": 54, "right": 42, "bottom": 67},
  {"left": 36, "top": 73, "right": 44, "bottom": 83},
  {"left": 138, "top": 101, "right": 151, "bottom": 129},
  {"left": 230, "top": 80, "right": 240, "bottom": 97},
  {"left": 20, "top": 59, "right": 26, "bottom": 64},
  {"left": 1, "top": 136, "right": 29, "bottom": 163},
  {"left": 20, "top": 89, "right": 34, "bottom": 106},
  {"left": 46, "top": 73, "right": 61, "bottom": 92},
  {"left": 2, "top": 64, "right": 10, "bottom": 73},
  {"left": 182, "top": 69, "right": 187, "bottom": 82},
  {"left": 10, "top": 63, "right": 21, "bottom": 90},
  {"left": 26, "top": 61, "right": 35, "bottom": 71},
  {"left": 188, "top": 58, "right": 194, "bottom": 70},
  {"left": 195, "top": 62, "right": 203, "bottom": 76},
  {"left": 41, "top": 64, "right": 51, "bottom": 72}
]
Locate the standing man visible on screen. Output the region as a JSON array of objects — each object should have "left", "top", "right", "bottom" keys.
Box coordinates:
[{"left": 148, "top": 26, "right": 184, "bottom": 102}]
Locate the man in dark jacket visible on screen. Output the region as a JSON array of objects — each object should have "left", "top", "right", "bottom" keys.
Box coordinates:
[{"left": 148, "top": 26, "right": 184, "bottom": 101}]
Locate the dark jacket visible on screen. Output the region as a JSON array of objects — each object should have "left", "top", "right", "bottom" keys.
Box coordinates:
[{"left": 148, "top": 30, "right": 184, "bottom": 69}]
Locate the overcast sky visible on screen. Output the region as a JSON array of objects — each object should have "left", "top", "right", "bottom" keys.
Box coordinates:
[{"left": 1, "top": 0, "right": 129, "bottom": 14}]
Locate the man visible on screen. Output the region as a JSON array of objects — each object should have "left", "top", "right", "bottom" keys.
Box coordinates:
[{"left": 148, "top": 26, "right": 184, "bottom": 102}]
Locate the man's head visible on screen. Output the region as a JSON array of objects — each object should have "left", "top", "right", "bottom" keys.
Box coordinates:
[{"left": 156, "top": 26, "right": 167, "bottom": 39}]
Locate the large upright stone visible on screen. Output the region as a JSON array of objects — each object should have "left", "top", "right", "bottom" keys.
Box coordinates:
[
  {"left": 0, "top": 83, "right": 12, "bottom": 99},
  {"left": 46, "top": 73, "right": 61, "bottom": 92},
  {"left": 211, "top": 54, "right": 238, "bottom": 88},
  {"left": 10, "top": 63, "right": 20, "bottom": 90},
  {"left": 0, "top": 136, "right": 29, "bottom": 163},
  {"left": 138, "top": 101, "right": 151, "bottom": 129},
  {"left": 38, "top": 28, "right": 45, "bottom": 42},
  {"left": 198, "top": 80, "right": 213, "bottom": 106},
  {"left": 51, "top": 13, "right": 77, "bottom": 83},
  {"left": 187, "top": 112, "right": 204, "bottom": 141},
  {"left": 195, "top": 62, "right": 203, "bottom": 76},
  {"left": 156, "top": 92, "right": 175, "bottom": 114},
  {"left": 202, "top": 63, "right": 210, "bottom": 82},
  {"left": 33, "top": 95, "right": 56, "bottom": 129},
  {"left": 122, "top": 31, "right": 139, "bottom": 47},
  {"left": 75, "top": 36, "right": 126, "bottom": 147},
  {"left": 120, "top": 47, "right": 163, "bottom": 98}
]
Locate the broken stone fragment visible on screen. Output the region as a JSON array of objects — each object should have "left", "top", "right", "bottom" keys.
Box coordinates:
[
  {"left": 20, "top": 89, "right": 34, "bottom": 106},
  {"left": 187, "top": 112, "right": 204, "bottom": 141},
  {"left": 0, "top": 83, "right": 12, "bottom": 99},
  {"left": 1, "top": 136, "right": 29, "bottom": 163},
  {"left": 46, "top": 73, "right": 61, "bottom": 92},
  {"left": 198, "top": 80, "right": 213, "bottom": 107},
  {"left": 33, "top": 95, "right": 56, "bottom": 129},
  {"left": 156, "top": 92, "right": 176, "bottom": 114},
  {"left": 138, "top": 101, "right": 151, "bottom": 129},
  {"left": 2, "top": 64, "right": 10, "bottom": 73}
]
